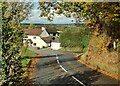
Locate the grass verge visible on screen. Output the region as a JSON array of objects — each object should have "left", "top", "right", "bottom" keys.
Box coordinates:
[
  {"left": 22, "top": 49, "right": 38, "bottom": 56},
  {"left": 60, "top": 47, "right": 84, "bottom": 52},
  {"left": 20, "top": 49, "right": 38, "bottom": 82}
]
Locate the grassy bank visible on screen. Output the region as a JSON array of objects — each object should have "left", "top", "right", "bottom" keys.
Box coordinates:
[
  {"left": 21, "top": 49, "right": 38, "bottom": 67},
  {"left": 21, "top": 49, "right": 38, "bottom": 80},
  {"left": 77, "top": 34, "right": 120, "bottom": 80},
  {"left": 77, "top": 51, "right": 119, "bottom": 80},
  {"left": 22, "top": 49, "right": 38, "bottom": 56},
  {"left": 60, "top": 47, "right": 88, "bottom": 53}
]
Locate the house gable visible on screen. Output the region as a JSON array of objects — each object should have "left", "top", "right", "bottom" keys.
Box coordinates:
[{"left": 40, "top": 29, "right": 49, "bottom": 37}]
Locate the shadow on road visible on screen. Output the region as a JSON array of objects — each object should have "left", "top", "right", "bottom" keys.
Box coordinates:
[
  {"left": 49, "top": 74, "right": 80, "bottom": 86},
  {"left": 31, "top": 53, "right": 79, "bottom": 64},
  {"left": 36, "top": 60, "right": 58, "bottom": 69},
  {"left": 74, "top": 70, "right": 101, "bottom": 85},
  {"left": 26, "top": 54, "right": 110, "bottom": 86},
  {"left": 47, "top": 70, "right": 101, "bottom": 86},
  {"left": 35, "top": 54, "right": 77, "bottom": 69},
  {"left": 32, "top": 54, "right": 64, "bottom": 58}
]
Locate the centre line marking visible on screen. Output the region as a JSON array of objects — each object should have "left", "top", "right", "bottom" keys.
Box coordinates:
[
  {"left": 57, "top": 59, "right": 60, "bottom": 64},
  {"left": 59, "top": 65, "right": 68, "bottom": 73},
  {"left": 56, "top": 56, "right": 58, "bottom": 59},
  {"left": 55, "top": 55, "right": 67, "bottom": 72},
  {"left": 55, "top": 55, "right": 85, "bottom": 85},
  {"left": 56, "top": 55, "right": 86, "bottom": 86},
  {"left": 72, "top": 76, "right": 86, "bottom": 86}
]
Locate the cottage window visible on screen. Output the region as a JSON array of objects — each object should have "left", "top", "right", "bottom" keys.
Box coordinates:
[
  {"left": 53, "top": 33, "right": 56, "bottom": 36},
  {"left": 33, "top": 37, "right": 36, "bottom": 39},
  {"left": 33, "top": 43, "right": 36, "bottom": 46}
]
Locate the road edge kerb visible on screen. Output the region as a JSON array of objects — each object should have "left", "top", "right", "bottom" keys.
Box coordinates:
[{"left": 72, "top": 53, "right": 120, "bottom": 81}]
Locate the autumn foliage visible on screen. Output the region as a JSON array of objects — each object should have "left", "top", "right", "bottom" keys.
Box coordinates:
[{"left": 39, "top": 2, "right": 120, "bottom": 78}]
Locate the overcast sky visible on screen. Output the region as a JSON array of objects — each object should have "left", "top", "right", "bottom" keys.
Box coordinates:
[{"left": 21, "top": 1, "right": 76, "bottom": 24}]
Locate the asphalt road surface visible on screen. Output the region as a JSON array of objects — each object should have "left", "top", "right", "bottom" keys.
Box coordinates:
[{"left": 28, "top": 48, "right": 119, "bottom": 86}]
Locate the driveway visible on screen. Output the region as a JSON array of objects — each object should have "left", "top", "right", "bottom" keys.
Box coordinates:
[{"left": 28, "top": 48, "right": 119, "bottom": 86}]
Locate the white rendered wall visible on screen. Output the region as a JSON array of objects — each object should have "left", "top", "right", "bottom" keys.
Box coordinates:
[
  {"left": 51, "top": 42, "right": 61, "bottom": 50},
  {"left": 24, "top": 35, "right": 48, "bottom": 48}
]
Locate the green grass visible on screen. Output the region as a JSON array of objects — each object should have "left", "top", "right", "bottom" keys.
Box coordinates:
[
  {"left": 20, "top": 56, "right": 31, "bottom": 78},
  {"left": 23, "top": 49, "right": 38, "bottom": 56},
  {"left": 20, "top": 49, "right": 38, "bottom": 78},
  {"left": 21, "top": 49, "right": 38, "bottom": 66},
  {"left": 21, "top": 49, "right": 37, "bottom": 68},
  {"left": 60, "top": 47, "right": 85, "bottom": 52},
  {"left": 21, "top": 56, "right": 31, "bottom": 67},
  {"left": 59, "top": 28, "right": 90, "bottom": 53}
]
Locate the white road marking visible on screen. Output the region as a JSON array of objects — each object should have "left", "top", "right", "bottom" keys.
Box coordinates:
[
  {"left": 55, "top": 55, "right": 85, "bottom": 86},
  {"left": 57, "top": 59, "right": 60, "bottom": 64},
  {"left": 72, "top": 76, "right": 86, "bottom": 86},
  {"left": 56, "top": 56, "right": 58, "bottom": 59},
  {"left": 59, "top": 65, "right": 68, "bottom": 73}
]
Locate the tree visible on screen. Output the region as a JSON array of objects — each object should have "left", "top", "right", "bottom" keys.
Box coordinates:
[
  {"left": 59, "top": 28, "right": 90, "bottom": 52},
  {"left": 29, "top": 23, "right": 35, "bottom": 29},
  {"left": 38, "top": 2, "right": 119, "bottom": 37},
  {"left": 1, "top": 2, "right": 33, "bottom": 85},
  {"left": 38, "top": 2, "right": 120, "bottom": 50}
]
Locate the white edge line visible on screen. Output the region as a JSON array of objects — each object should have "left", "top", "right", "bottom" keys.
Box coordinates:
[
  {"left": 59, "top": 65, "right": 68, "bottom": 73},
  {"left": 72, "top": 76, "right": 86, "bottom": 86}
]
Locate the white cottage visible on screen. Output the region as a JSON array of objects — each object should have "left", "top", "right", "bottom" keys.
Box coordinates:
[
  {"left": 23, "top": 27, "right": 60, "bottom": 49},
  {"left": 23, "top": 28, "right": 49, "bottom": 48}
]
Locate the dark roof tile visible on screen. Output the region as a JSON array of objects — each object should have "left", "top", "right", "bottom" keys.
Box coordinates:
[
  {"left": 46, "top": 28, "right": 57, "bottom": 34},
  {"left": 23, "top": 28, "right": 43, "bottom": 36},
  {"left": 41, "top": 37, "right": 51, "bottom": 43}
]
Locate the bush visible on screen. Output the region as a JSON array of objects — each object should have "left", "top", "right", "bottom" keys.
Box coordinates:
[{"left": 59, "top": 28, "right": 90, "bottom": 52}]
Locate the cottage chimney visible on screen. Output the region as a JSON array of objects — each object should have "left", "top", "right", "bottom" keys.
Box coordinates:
[{"left": 42, "top": 27, "right": 45, "bottom": 31}]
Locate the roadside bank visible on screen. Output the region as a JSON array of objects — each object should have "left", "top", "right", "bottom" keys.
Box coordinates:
[
  {"left": 25, "top": 54, "right": 43, "bottom": 85},
  {"left": 72, "top": 53, "right": 120, "bottom": 82}
]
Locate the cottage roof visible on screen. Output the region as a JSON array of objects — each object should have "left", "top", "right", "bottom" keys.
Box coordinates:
[
  {"left": 52, "top": 37, "right": 59, "bottom": 42},
  {"left": 41, "top": 37, "right": 51, "bottom": 43},
  {"left": 23, "top": 28, "right": 43, "bottom": 36},
  {"left": 46, "top": 28, "right": 57, "bottom": 34}
]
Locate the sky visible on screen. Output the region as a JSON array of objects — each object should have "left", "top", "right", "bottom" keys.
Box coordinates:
[{"left": 21, "top": 1, "right": 76, "bottom": 24}]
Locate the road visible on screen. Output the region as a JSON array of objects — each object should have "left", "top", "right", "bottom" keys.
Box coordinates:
[{"left": 28, "top": 48, "right": 119, "bottom": 86}]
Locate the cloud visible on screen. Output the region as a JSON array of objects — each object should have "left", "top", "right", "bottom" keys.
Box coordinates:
[
  {"left": 50, "top": 15, "right": 75, "bottom": 24},
  {"left": 21, "top": 2, "right": 76, "bottom": 24},
  {"left": 22, "top": 14, "right": 75, "bottom": 24}
]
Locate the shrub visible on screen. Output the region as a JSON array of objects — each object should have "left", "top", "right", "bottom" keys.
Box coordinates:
[{"left": 59, "top": 28, "right": 90, "bottom": 52}]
